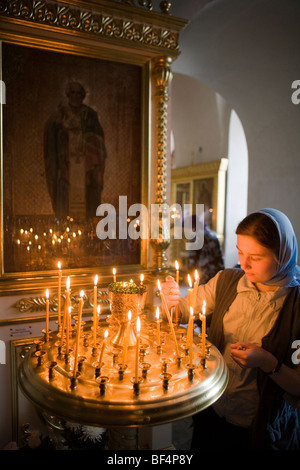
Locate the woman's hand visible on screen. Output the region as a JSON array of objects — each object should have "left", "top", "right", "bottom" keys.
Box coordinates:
[
  {"left": 160, "top": 275, "right": 181, "bottom": 309},
  {"left": 230, "top": 342, "right": 278, "bottom": 372},
  {"left": 231, "top": 343, "right": 300, "bottom": 396}
]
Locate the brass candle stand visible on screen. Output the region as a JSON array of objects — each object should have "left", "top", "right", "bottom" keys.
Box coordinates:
[{"left": 18, "top": 281, "right": 228, "bottom": 450}]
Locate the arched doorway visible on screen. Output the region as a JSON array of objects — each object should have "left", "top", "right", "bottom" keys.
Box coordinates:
[
  {"left": 224, "top": 110, "right": 248, "bottom": 268},
  {"left": 171, "top": 74, "right": 248, "bottom": 268}
]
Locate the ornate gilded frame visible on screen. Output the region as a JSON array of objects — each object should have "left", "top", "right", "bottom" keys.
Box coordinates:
[
  {"left": 0, "top": 0, "right": 187, "bottom": 297},
  {"left": 171, "top": 159, "right": 228, "bottom": 243}
]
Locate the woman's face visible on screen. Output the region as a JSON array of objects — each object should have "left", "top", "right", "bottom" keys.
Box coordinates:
[{"left": 237, "top": 235, "right": 278, "bottom": 285}]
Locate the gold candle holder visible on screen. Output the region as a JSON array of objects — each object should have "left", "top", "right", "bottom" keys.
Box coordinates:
[
  {"left": 117, "top": 363, "right": 128, "bottom": 380},
  {"left": 160, "top": 372, "right": 172, "bottom": 390},
  {"left": 34, "top": 350, "right": 45, "bottom": 367},
  {"left": 185, "top": 363, "right": 197, "bottom": 381},
  {"left": 141, "top": 362, "right": 151, "bottom": 378},
  {"left": 131, "top": 377, "right": 142, "bottom": 396},
  {"left": 97, "top": 376, "right": 110, "bottom": 396},
  {"left": 108, "top": 282, "right": 147, "bottom": 349},
  {"left": 46, "top": 361, "right": 57, "bottom": 381}
]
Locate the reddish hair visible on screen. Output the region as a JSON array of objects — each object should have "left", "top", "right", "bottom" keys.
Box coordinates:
[{"left": 236, "top": 212, "right": 280, "bottom": 258}]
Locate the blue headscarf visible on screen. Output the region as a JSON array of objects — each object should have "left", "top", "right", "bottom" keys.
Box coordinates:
[{"left": 257, "top": 208, "right": 300, "bottom": 287}]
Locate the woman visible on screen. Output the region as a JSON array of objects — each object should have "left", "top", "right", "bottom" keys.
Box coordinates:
[{"left": 162, "top": 208, "right": 300, "bottom": 450}]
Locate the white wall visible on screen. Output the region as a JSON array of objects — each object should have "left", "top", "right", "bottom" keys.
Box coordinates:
[
  {"left": 224, "top": 110, "right": 248, "bottom": 268},
  {"left": 171, "top": 73, "right": 230, "bottom": 168},
  {"left": 172, "top": 0, "right": 300, "bottom": 254}
]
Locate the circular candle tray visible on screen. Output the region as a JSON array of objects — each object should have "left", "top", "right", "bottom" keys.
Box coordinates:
[{"left": 19, "top": 315, "right": 228, "bottom": 429}]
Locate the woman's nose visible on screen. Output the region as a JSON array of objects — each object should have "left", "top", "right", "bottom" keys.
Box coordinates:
[{"left": 241, "top": 256, "right": 251, "bottom": 270}]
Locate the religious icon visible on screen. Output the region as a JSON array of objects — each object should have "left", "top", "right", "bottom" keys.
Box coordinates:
[{"left": 44, "top": 81, "right": 107, "bottom": 220}]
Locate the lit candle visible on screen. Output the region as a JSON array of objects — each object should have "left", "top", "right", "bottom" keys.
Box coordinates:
[
  {"left": 122, "top": 310, "right": 131, "bottom": 367},
  {"left": 175, "top": 260, "right": 179, "bottom": 284},
  {"left": 59, "top": 300, "right": 67, "bottom": 348},
  {"left": 157, "top": 280, "right": 180, "bottom": 357},
  {"left": 93, "top": 275, "right": 98, "bottom": 347},
  {"left": 59, "top": 276, "right": 70, "bottom": 348},
  {"left": 201, "top": 300, "right": 206, "bottom": 358},
  {"left": 135, "top": 316, "right": 141, "bottom": 383},
  {"left": 192, "top": 270, "right": 199, "bottom": 308},
  {"left": 187, "top": 274, "right": 193, "bottom": 309},
  {"left": 140, "top": 273, "right": 144, "bottom": 285},
  {"left": 57, "top": 262, "right": 62, "bottom": 327},
  {"left": 99, "top": 329, "right": 108, "bottom": 366},
  {"left": 73, "top": 290, "right": 84, "bottom": 377},
  {"left": 189, "top": 307, "right": 194, "bottom": 367},
  {"left": 156, "top": 307, "right": 161, "bottom": 346},
  {"left": 45, "top": 289, "right": 49, "bottom": 341},
  {"left": 175, "top": 261, "right": 179, "bottom": 323},
  {"left": 112, "top": 268, "right": 116, "bottom": 283},
  {"left": 66, "top": 306, "right": 71, "bottom": 354},
  {"left": 185, "top": 304, "right": 193, "bottom": 349}
]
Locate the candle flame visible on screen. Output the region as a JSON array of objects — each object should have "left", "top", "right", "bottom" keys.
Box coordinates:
[
  {"left": 97, "top": 304, "right": 101, "bottom": 315},
  {"left": 157, "top": 279, "right": 161, "bottom": 291},
  {"left": 104, "top": 329, "right": 108, "bottom": 339},
  {"left": 190, "top": 306, "right": 194, "bottom": 317},
  {"left": 156, "top": 306, "right": 160, "bottom": 320},
  {"left": 202, "top": 300, "right": 206, "bottom": 316},
  {"left": 113, "top": 267, "right": 116, "bottom": 275},
  {"left": 140, "top": 273, "right": 144, "bottom": 282},
  {"left": 46, "top": 288, "right": 49, "bottom": 299},
  {"left": 128, "top": 310, "right": 132, "bottom": 321},
  {"left": 188, "top": 274, "right": 192, "bottom": 288},
  {"left": 66, "top": 276, "right": 70, "bottom": 289},
  {"left": 94, "top": 274, "right": 98, "bottom": 285},
  {"left": 68, "top": 306, "right": 72, "bottom": 314},
  {"left": 136, "top": 315, "right": 141, "bottom": 333},
  {"left": 194, "top": 270, "right": 198, "bottom": 281},
  {"left": 80, "top": 290, "right": 84, "bottom": 298},
  {"left": 175, "top": 260, "right": 179, "bottom": 270},
  {"left": 58, "top": 261, "right": 61, "bottom": 269}
]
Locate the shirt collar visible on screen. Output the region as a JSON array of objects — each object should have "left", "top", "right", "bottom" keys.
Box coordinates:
[{"left": 237, "top": 273, "right": 288, "bottom": 299}]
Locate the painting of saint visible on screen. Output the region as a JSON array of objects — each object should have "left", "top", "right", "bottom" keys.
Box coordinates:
[
  {"left": 2, "top": 43, "right": 143, "bottom": 273},
  {"left": 44, "top": 81, "right": 107, "bottom": 220}
]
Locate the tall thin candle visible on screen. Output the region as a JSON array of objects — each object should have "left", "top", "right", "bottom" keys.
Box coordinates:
[
  {"left": 156, "top": 307, "right": 161, "bottom": 346},
  {"left": 189, "top": 307, "right": 194, "bottom": 367},
  {"left": 185, "top": 304, "right": 193, "bottom": 349},
  {"left": 59, "top": 277, "right": 70, "bottom": 348},
  {"left": 186, "top": 275, "right": 193, "bottom": 347},
  {"left": 122, "top": 311, "right": 131, "bottom": 367},
  {"left": 187, "top": 274, "right": 193, "bottom": 309},
  {"left": 99, "top": 329, "right": 108, "bottom": 365},
  {"left": 192, "top": 270, "right": 199, "bottom": 308},
  {"left": 45, "top": 289, "right": 49, "bottom": 341},
  {"left": 57, "top": 262, "right": 62, "bottom": 327},
  {"left": 175, "top": 260, "right": 179, "bottom": 284},
  {"left": 201, "top": 300, "right": 206, "bottom": 358},
  {"left": 157, "top": 280, "right": 180, "bottom": 357},
  {"left": 175, "top": 261, "right": 179, "bottom": 323},
  {"left": 59, "top": 297, "right": 67, "bottom": 348},
  {"left": 93, "top": 275, "right": 98, "bottom": 347},
  {"left": 135, "top": 316, "right": 141, "bottom": 382},
  {"left": 66, "top": 306, "right": 71, "bottom": 354},
  {"left": 73, "top": 290, "right": 84, "bottom": 377},
  {"left": 155, "top": 307, "right": 160, "bottom": 346}
]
